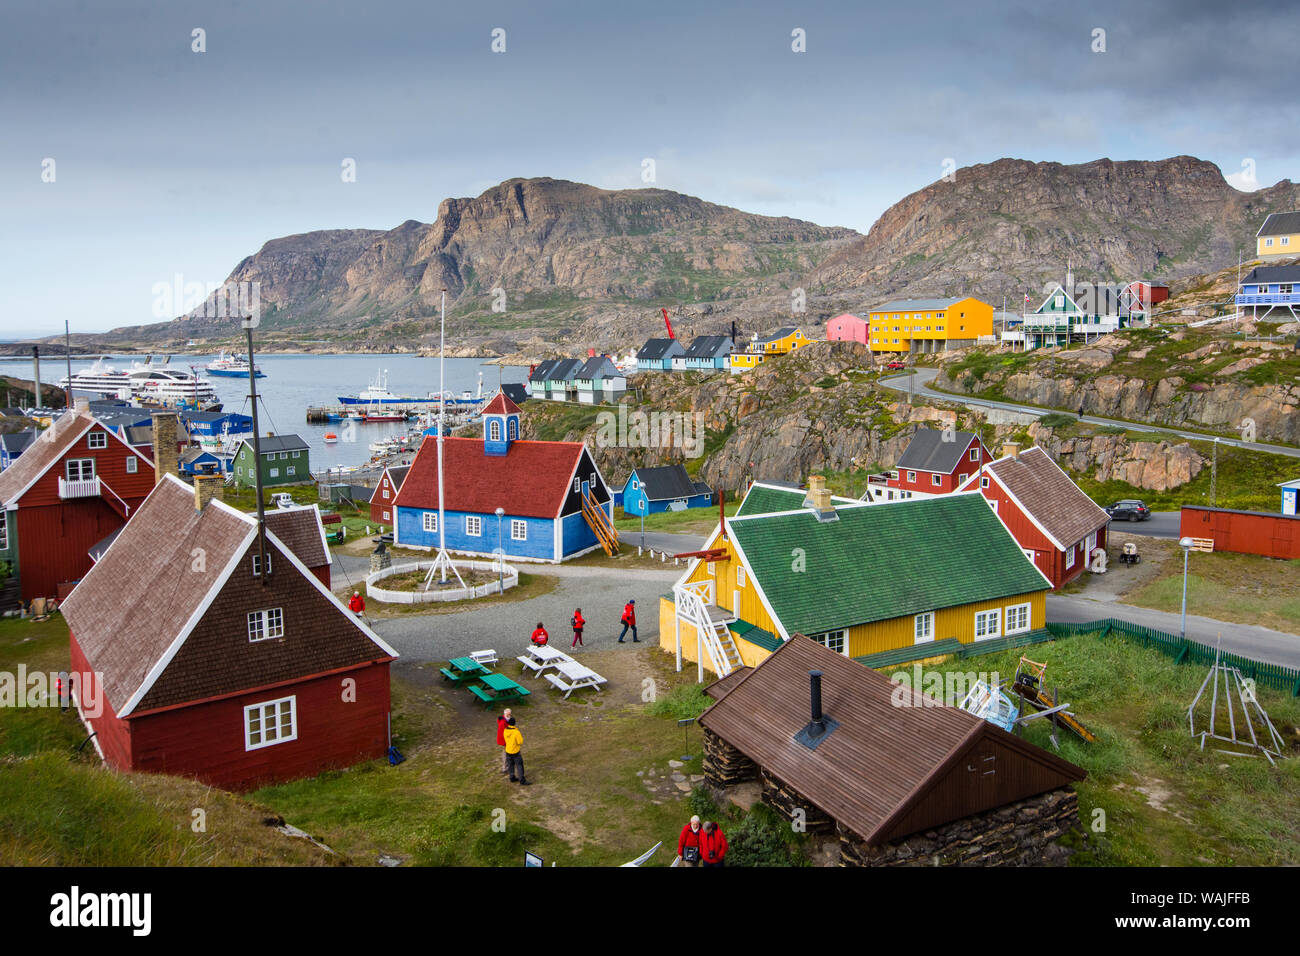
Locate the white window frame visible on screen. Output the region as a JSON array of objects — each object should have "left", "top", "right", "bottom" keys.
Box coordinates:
[
  {"left": 1265, "top": 237, "right": 1274, "bottom": 247},
  {"left": 244, "top": 695, "right": 297, "bottom": 751},
  {"left": 573, "top": 477, "right": 580, "bottom": 493},
  {"left": 988, "top": 499, "right": 998, "bottom": 513},
  {"left": 931, "top": 473, "right": 943, "bottom": 487},
  {"left": 466, "top": 515, "right": 482, "bottom": 537},
  {"left": 906, "top": 470, "right": 917, "bottom": 483},
  {"left": 980, "top": 475, "right": 990, "bottom": 489},
  {"left": 914, "top": 612, "right": 934, "bottom": 644},
  {"left": 969, "top": 448, "right": 979, "bottom": 462},
  {"left": 1085, "top": 531, "right": 1097, "bottom": 554},
  {"left": 1005, "top": 603, "right": 1031, "bottom": 635},
  {"left": 88, "top": 431, "right": 107, "bottom": 450},
  {"left": 269, "top": 467, "right": 279, "bottom": 478},
  {"left": 736, "top": 566, "right": 746, "bottom": 588},
  {"left": 252, "top": 553, "right": 272, "bottom": 577},
  {"left": 489, "top": 419, "right": 501, "bottom": 441},
  {"left": 66, "top": 458, "right": 95, "bottom": 482},
  {"left": 706, "top": 561, "right": 715, "bottom": 577},
  {"left": 974, "top": 609, "right": 1001, "bottom": 641},
  {"left": 1022, "top": 548, "right": 1035, "bottom": 563},
  {"left": 279, "top": 452, "right": 288, "bottom": 460},
  {"left": 287, "top": 466, "right": 296, "bottom": 476},
  {"left": 510, "top": 519, "right": 527, "bottom": 541},
  {"left": 1065, "top": 546, "right": 1076, "bottom": 569},
  {"left": 0, "top": 512, "right": 7, "bottom": 551},
  {"left": 247, "top": 607, "right": 284, "bottom": 642},
  {"left": 383, "top": 488, "right": 390, "bottom": 499},
  {"left": 809, "top": 629, "right": 849, "bottom": 657},
  {"left": 126, "top": 457, "right": 138, "bottom": 474},
  {"left": 422, "top": 512, "right": 438, "bottom": 533}
]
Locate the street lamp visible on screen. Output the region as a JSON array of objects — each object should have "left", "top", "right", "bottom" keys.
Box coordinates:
[
  {"left": 495, "top": 507, "right": 505, "bottom": 593},
  {"left": 1178, "top": 536, "right": 1195, "bottom": 639}
]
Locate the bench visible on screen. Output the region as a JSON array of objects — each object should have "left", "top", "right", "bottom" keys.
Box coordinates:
[
  {"left": 517, "top": 655, "right": 551, "bottom": 677},
  {"left": 468, "top": 685, "right": 496, "bottom": 706},
  {"left": 544, "top": 673, "right": 575, "bottom": 697},
  {"left": 470, "top": 650, "right": 498, "bottom": 668}
]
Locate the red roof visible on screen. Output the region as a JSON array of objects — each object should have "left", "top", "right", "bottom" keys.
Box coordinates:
[
  {"left": 393, "top": 436, "right": 585, "bottom": 518},
  {"left": 481, "top": 391, "right": 521, "bottom": 416}
]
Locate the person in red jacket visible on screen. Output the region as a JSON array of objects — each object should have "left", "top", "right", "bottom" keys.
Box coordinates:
[
  {"left": 348, "top": 591, "right": 365, "bottom": 616},
  {"left": 571, "top": 608, "right": 585, "bottom": 648},
  {"left": 617, "top": 599, "right": 638, "bottom": 643},
  {"left": 677, "top": 815, "right": 703, "bottom": 867},
  {"left": 495, "top": 707, "right": 513, "bottom": 774},
  {"left": 530, "top": 622, "right": 549, "bottom": 647},
  {"left": 699, "top": 820, "right": 728, "bottom": 867}
]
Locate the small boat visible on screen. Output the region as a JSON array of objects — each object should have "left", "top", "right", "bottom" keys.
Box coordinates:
[
  {"left": 364, "top": 412, "right": 406, "bottom": 422},
  {"left": 323, "top": 432, "right": 339, "bottom": 444},
  {"left": 206, "top": 350, "right": 265, "bottom": 378}
]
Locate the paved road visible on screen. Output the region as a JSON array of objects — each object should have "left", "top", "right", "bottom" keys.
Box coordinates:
[
  {"left": 1048, "top": 594, "right": 1300, "bottom": 669},
  {"left": 1112, "top": 511, "right": 1180, "bottom": 540},
  {"left": 879, "top": 368, "right": 1300, "bottom": 459}
]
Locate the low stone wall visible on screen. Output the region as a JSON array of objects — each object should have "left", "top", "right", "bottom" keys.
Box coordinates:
[
  {"left": 365, "top": 560, "right": 518, "bottom": 604},
  {"left": 837, "top": 788, "right": 1079, "bottom": 867},
  {"left": 760, "top": 768, "right": 835, "bottom": 834}
]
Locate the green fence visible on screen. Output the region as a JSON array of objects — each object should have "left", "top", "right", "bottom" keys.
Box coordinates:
[{"left": 857, "top": 619, "right": 1300, "bottom": 696}]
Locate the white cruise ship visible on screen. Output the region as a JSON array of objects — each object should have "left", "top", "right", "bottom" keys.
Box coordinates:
[
  {"left": 129, "top": 366, "right": 219, "bottom": 405},
  {"left": 59, "top": 358, "right": 134, "bottom": 398}
]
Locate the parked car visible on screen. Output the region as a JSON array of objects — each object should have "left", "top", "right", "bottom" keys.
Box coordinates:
[
  {"left": 885, "top": 360, "right": 907, "bottom": 370},
  {"left": 1105, "top": 499, "right": 1151, "bottom": 521}
]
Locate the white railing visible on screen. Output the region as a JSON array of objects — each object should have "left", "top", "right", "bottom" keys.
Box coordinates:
[
  {"left": 97, "top": 476, "right": 131, "bottom": 517},
  {"left": 674, "top": 583, "right": 733, "bottom": 677},
  {"left": 58, "top": 476, "right": 101, "bottom": 499}
]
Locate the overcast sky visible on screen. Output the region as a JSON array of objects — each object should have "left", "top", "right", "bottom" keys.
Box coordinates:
[{"left": 3, "top": 0, "right": 1297, "bottom": 336}]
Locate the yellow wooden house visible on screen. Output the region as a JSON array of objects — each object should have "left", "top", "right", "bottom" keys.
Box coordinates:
[
  {"left": 659, "top": 478, "right": 1051, "bottom": 678},
  {"left": 1257, "top": 212, "right": 1300, "bottom": 258},
  {"left": 868, "top": 297, "right": 993, "bottom": 354},
  {"left": 729, "top": 326, "right": 809, "bottom": 374}
]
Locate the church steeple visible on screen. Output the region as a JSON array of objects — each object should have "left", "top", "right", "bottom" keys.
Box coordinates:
[{"left": 482, "top": 390, "right": 521, "bottom": 456}]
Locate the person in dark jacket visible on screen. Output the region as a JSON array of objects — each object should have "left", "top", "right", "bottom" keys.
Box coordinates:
[
  {"left": 571, "top": 608, "right": 585, "bottom": 648},
  {"left": 617, "top": 599, "right": 638, "bottom": 642},
  {"left": 503, "top": 717, "right": 529, "bottom": 785},
  {"left": 699, "top": 820, "right": 728, "bottom": 867},
  {"left": 677, "top": 816, "right": 703, "bottom": 867},
  {"left": 531, "top": 622, "right": 549, "bottom": 647}
]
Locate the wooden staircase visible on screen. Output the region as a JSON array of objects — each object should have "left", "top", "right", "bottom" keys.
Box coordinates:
[
  {"left": 675, "top": 582, "right": 743, "bottom": 677},
  {"left": 581, "top": 492, "right": 619, "bottom": 556}
]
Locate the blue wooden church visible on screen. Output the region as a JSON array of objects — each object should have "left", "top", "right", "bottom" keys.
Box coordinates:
[{"left": 391, "top": 392, "right": 616, "bottom": 562}]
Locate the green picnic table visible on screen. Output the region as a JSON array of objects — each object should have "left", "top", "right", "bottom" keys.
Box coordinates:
[
  {"left": 468, "top": 672, "right": 532, "bottom": 707},
  {"left": 440, "top": 657, "right": 489, "bottom": 684}
]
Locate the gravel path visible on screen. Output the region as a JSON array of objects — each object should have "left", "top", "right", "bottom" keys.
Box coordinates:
[{"left": 333, "top": 553, "right": 682, "bottom": 663}]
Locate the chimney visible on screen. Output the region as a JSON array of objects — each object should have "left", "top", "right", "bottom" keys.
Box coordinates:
[
  {"left": 74, "top": 397, "right": 89, "bottom": 413},
  {"left": 804, "top": 475, "right": 837, "bottom": 522},
  {"left": 194, "top": 474, "right": 224, "bottom": 511},
  {"left": 808, "top": 671, "right": 825, "bottom": 737},
  {"left": 1002, "top": 442, "right": 1021, "bottom": 460},
  {"left": 152, "top": 411, "right": 180, "bottom": 484},
  {"left": 31, "top": 346, "right": 41, "bottom": 408}
]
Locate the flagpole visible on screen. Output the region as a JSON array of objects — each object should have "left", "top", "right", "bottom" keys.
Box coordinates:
[{"left": 425, "top": 287, "right": 464, "bottom": 589}]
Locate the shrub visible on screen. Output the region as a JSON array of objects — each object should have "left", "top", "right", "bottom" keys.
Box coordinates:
[
  {"left": 686, "top": 785, "right": 719, "bottom": 821},
  {"left": 646, "top": 682, "right": 711, "bottom": 720},
  {"left": 726, "top": 803, "right": 806, "bottom": 867},
  {"left": 1038, "top": 412, "right": 1076, "bottom": 429}
]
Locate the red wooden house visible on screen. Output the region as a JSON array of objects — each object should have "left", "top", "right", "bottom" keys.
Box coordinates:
[
  {"left": 61, "top": 474, "right": 398, "bottom": 792},
  {"left": 0, "top": 409, "right": 156, "bottom": 602},
  {"left": 368, "top": 464, "right": 409, "bottom": 526},
  {"left": 883, "top": 428, "right": 993, "bottom": 501},
  {"left": 957, "top": 445, "right": 1110, "bottom": 589},
  {"left": 264, "top": 505, "right": 334, "bottom": 588}
]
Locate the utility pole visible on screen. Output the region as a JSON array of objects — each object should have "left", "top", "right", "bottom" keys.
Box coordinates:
[
  {"left": 1211, "top": 437, "right": 1218, "bottom": 507},
  {"left": 64, "top": 321, "right": 74, "bottom": 410},
  {"left": 246, "top": 318, "right": 269, "bottom": 586}
]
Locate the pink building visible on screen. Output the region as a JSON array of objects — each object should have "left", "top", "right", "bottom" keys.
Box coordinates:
[{"left": 826, "top": 313, "right": 869, "bottom": 344}]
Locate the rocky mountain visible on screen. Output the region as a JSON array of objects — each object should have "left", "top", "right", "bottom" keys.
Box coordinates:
[
  {"left": 810, "top": 156, "right": 1300, "bottom": 305},
  {"left": 78, "top": 158, "right": 1299, "bottom": 354}
]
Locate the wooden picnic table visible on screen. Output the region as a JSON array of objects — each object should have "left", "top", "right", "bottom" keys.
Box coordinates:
[
  {"left": 469, "top": 672, "right": 532, "bottom": 707},
  {"left": 441, "top": 657, "right": 489, "bottom": 684},
  {"left": 516, "top": 644, "right": 572, "bottom": 678},
  {"left": 545, "top": 659, "right": 608, "bottom": 699}
]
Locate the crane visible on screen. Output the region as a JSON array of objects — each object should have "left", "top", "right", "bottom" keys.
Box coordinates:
[{"left": 661, "top": 307, "right": 675, "bottom": 339}]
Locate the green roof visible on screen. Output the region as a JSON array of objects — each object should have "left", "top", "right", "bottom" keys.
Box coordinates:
[
  {"left": 727, "top": 493, "right": 1048, "bottom": 636},
  {"left": 736, "top": 482, "right": 860, "bottom": 518},
  {"left": 728, "top": 620, "right": 781, "bottom": 652}
]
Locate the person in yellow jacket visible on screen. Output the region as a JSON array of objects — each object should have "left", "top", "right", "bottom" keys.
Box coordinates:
[{"left": 502, "top": 716, "right": 530, "bottom": 785}]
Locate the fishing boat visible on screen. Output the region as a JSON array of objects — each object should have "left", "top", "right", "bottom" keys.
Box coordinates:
[
  {"left": 338, "top": 368, "right": 420, "bottom": 405},
  {"left": 323, "top": 432, "right": 339, "bottom": 444},
  {"left": 362, "top": 411, "right": 406, "bottom": 422},
  {"left": 206, "top": 350, "right": 265, "bottom": 378}
]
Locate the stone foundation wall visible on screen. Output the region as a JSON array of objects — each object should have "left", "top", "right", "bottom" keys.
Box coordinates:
[
  {"left": 838, "top": 787, "right": 1079, "bottom": 867},
  {"left": 701, "top": 727, "right": 758, "bottom": 787},
  {"left": 760, "top": 768, "right": 835, "bottom": 834}
]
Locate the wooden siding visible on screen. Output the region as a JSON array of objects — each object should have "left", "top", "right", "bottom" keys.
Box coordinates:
[
  {"left": 71, "top": 634, "right": 134, "bottom": 769},
  {"left": 1179, "top": 506, "right": 1300, "bottom": 560},
  {"left": 370, "top": 472, "right": 397, "bottom": 524},
  {"left": 128, "top": 663, "right": 390, "bottom": 791},
  {"left": 17, "top": 499, "right": 136, "bottom": 601}
]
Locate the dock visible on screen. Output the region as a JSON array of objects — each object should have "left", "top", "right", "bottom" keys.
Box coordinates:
[{"left": 305, "top": 402, "right": 481, "bottom": 424}]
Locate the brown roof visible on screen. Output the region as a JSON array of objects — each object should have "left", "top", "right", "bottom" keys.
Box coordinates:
[
  {"left": 263, "top": 506, "right": 331, "bottom": 571},
  {"left": 704, "top": 667, "right": 752, "bottom": 700},
  {"left": 62, "top": 475, "right": 395, "bottom": 717},
  {"left": 980, "top": 447, "right": 1110, "bottom": 550},
  {"left": 0, "top": 411, "right": 93, "bottom": 504},
  {"left": 699, "top": 636, "right": 1084, "bottom": 845}
]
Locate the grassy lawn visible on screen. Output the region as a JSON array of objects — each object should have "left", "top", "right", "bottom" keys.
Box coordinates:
[
  {"left": 917, "top": 634, "right": 1300, "bottom": 865},
  {"left": 252, "top": 648, "right": 709, "bottom": 866},
  {"left": 1118, "top": 550, "right": 1300, "bottom": 634},
  {"left": 344, "top": 571, "right": 561, "bottom": 618},
  {"left": 613, "top": 501, "right": 737, "bottom": 534}
]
